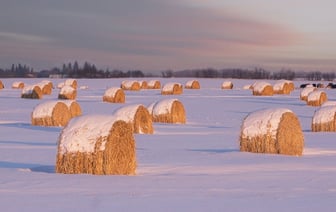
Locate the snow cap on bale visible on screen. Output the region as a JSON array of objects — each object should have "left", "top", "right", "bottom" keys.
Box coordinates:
[
  {"left": 300, "top": 87, "right": 316, "bottom": 101},
  {"left": 121, "top": 80, "right": 140, "bottom": 91},
  {"left": 161, "top": 82, "right": 183, "bottom": 95},
  {"left": 252, "top": 81, "right": 273, "bottom": 96},
  {"left": 147, "top": 80, "right": 161, "bottom": 89},
  {"left": 307, "top": 90, "right": 327, "bottom": 106},
  {"left": 31, "top": 101, "right": 71, "bottom": 127},
  {"left": 240, "top": 108, "right": 304, "bottom": 156},
  {"left": 12, "top": 81, "right": 24, "bottom": 89},
  {"left": 149, "top": 98, "right": 186, "bottom": 123},
  {"left": 221, "top": 81, "right": 233, "bottom": 89},
  {"left": 56, "top": 115, "right": 136, "bottom": 175},
  {"left": 64, "top": 79, "right": 77, "bottom": 89},
  {"left": 312, "top": 105, "right": 336, "bottom": 132},
  {"left": 185, "top": 80, "right": 200, "bottom": 89},
  {"left": 58, "top": 85, "right": 77, "bottom": 100},
  {"left": 21, "top": 85, "right": 43, "bottom": 99},
  {"left": 113, "top": 104, "right": 153, "bottom": 134},
  {"left": 103, "top": 87, "right": 125, "bottom": 103}
]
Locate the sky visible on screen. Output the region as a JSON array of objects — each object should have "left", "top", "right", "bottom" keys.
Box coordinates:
[{"left": 0, "top": 0, "right": 336, "bottom": 72}]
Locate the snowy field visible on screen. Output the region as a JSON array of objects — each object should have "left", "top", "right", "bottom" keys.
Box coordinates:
[{"left": 0, "top": 78, "right": 336, "bottom": 211}]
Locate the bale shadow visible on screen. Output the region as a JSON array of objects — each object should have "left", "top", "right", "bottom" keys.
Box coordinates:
[
  {"left": 0, "top": 161, "right": 54, "bottom": 173},
  {"left": 30, "top": 165, "right": 55, "bottom": 173},
  {"left": 0, "top": 122, "right": 61, "bottom": 133}
]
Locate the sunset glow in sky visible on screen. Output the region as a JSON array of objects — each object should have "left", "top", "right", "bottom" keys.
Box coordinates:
[{"left": 1, "top": 0, "right": 335, "bottom": 72}]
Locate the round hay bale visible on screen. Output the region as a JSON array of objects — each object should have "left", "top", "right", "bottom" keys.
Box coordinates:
[
  {"left": 120, "top": 80, "right": 141, "bottom": 91},
  {"left": 64, "top": 79, "right": 77, "bottom": 89},
  {"left": 240, "top": 108, "right": 304, "bottom": 156},
  {"left": 113, "top": 104, "right": 153, "bottom": 134},
  {"left": 58, "top": 85, "right": 77, "bottom": 100},
  {"left": 273, "top": 80, "right": 293, "bottom": 95},
  {"left": 56, "top": 115, "right": 136, "bottom": 175},
  {"left": 307, "top": 90, "right": 327, "bottom": 106},
  {"left": 63, "top": 100, "right": 82, "bottom": 118},
  {"left": 140, "top": 81, "right": 148, "bottom": 89},
  {"left": 31, "top": 101, "right": 71, "bottom": 127},
  {"left": 21, "top": 85, "right": 43, "bottom": 99},
  {"left": 0, "top": 80, "right": 4, "bottom": 89},
  {"left": 321, "top": 101, "right": 336, "bottom": 107},
  {"left": 311, "top": 105, "right": 336, "bottom": 132},
  {"left": 149, "top": 99, "right": 186, "bottom": 124},
  {"left": 252, "top": 82, "right": 273, "bottom": 96},
  {"left": 221, "top": 81, "right": 233, "bottom": 89},
  {"left": 36, "top": 81, "right": 52, "bottom": 95},
  {"left": 300, "top": 87, "right": 316, "bottom": 101},
  {"left": 103, "top": 87, "right": 125, "bottom": 103},
  {"left": 185, "top": 80, "right": 200, "bottom": 89},
  {"left": 12, "top": 81, "right": 24, "bottom": 89},
  {"left": 161, "top": 83, "right": 183, "bottom": 95},
  {"left": 147, "top": 80, "right": 161, "bottom": 89}
]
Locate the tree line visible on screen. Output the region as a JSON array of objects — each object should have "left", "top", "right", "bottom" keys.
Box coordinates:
[{"left": 0, "top": 61, "right": 335, "bottom": 81}]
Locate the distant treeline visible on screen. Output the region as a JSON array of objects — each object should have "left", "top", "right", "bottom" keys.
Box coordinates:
[{"left": 0, "top": 61, "right": 335, "bottom": 81}]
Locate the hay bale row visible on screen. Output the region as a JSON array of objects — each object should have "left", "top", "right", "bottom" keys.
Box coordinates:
[
  {"left": 103, "top": 87, "right": 125, "bottom": 103},
  {"left": 12, "top": 81, "right": 24, "bottom": 89},
  {"left": 273, "top": 80, "right": 294, "bottom": 94},
  {"left": 300, "top": 87, "right": 316, "bottom": 101},
  {"left": 147, "top": 80, "right": 161, "bottom": 89},
  {"left": 58, "top": 85, "right": 77, "bottom": 100},
  {"left": 307, "top": 90, "right": 327, "bottom": 106},
  {"left": 121, "top": 80, "right": 141, "bottom": 91},
  {"left": 161, "top": 83, "right": 183, "bottom": 95},
  {"left": 312, "top": 105, "right": 336, "bottom": 132},
  {"left": 252, "top": 81, "right": 273, "bottom": 96},
  {"left": 240, "top": 108, "right": 304, "bottom": 156},
  {"left": 113, "top": 104, "right": 153, "bottom": 134},
  {"left": 21, "top": 85, "right": 43, "bottom": 99},
  {"left": 185, "top": 80, "right": 200, "bottom": 89},
  {"left": 148, "top": 99, "right": 186, "bottom": 124},
  {"left": 56, "top": 115, "right": 136, "bottom": 175},
  {"left": 221, "top": 81, "right": 233, "bottom": 89},
  {"left": 31, "top": 100, "right": 82, "bottom": 127}
]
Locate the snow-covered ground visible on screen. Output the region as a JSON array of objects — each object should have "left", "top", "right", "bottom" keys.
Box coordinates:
[{"left": 0, "top": 78, "right": 335, "bottom": 211}]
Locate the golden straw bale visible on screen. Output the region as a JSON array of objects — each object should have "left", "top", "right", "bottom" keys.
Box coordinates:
[
  {"left": 103, "top": 87, "right": 125, "bottom": 103},
  {"left": 149, "top": 99, "right": 186, "bottom": 124},
  {"left": 56, "top": 115, "right": 136, "bottom": 175},
  {"left": 31, "top": 101, "right": 71, "bottom": 127},
  {"left": 307, "top": 90, "right": 327, "bottom": 106},
  {"left": 147, "top": 80, "right": 161, "bottom": 89},
  {"left": 120, "top": 80, "right": 141, "bottom": 91},
  {"left": 221, "top": 81, "right": 233, "bottom": 89},
  {"left": 0, "top": 80, "right": 4, "bottom": 89},
  {"left": 300, "top": 86, "right": 316, "bottom": 101},
  {"left": 113, "top": 104, "right": 153, "bottom": 134},
  {"left": 21, "top": 85, "right": 43, "bottom": 99},
  {"left": 63, "top": 100, "right": 82, "bottom": 118},
  {"left": 273, "top": 80, "right": 293, "bottom": 95},
  {"left": 37, "top": 81, "right": 52, "bottom": 95},
  {"left": 12, "top": 81, "right": 24, "bottom": 89},
  {"left": 161, "top": 83, "right": 183, "bottom": 95},
  {"left": 58, "top": 85, "right": 77, "bottom": 100},
  {"left": 240, "top": 108, "right": 304, "bottom": 156},
  {"left": 185, "top": 80, "right": 200, "bottom": 89},
  {"left": 140, "top": 81, "right": 148, "bottom": 89},
  {"left": 311, "top": 105, "right": 336, "bottom": 132},
  {"left": 64, "top": 79, "right": 77, "bottom": 89},
  {"left": 252, "top": 82, "right": 273, "bottom": 96}
]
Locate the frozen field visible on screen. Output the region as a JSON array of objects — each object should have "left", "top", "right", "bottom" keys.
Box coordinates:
[{"left": 0, "top": 78, "right": 335, "bottom": 211}]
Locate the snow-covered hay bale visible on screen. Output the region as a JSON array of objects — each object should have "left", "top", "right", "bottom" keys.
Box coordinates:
[
  {"left": 56, "top": 115, "right": 136, "bottom": 175},
  {"left": 311, "top": 106, "right": 336, "bottom": 132},
  {"left": 57, "top": 82, "right": 65, "bottom": 89},
  {"left": 103, "top": 87, "right": 125, "bottom": 103},
  {"left": 64, "top": 79, "right": 77, "bottom": 89},
  {"left": 273, "top": 80, "right": 294, "bottom": 94},
  {"left": 149, "top": 99, "right": 186, "bottom": 123},
  {"left": 120, "top": 80, "right": 141, "bottom": 91},
  {"left": 161, "top": 83, "right": 183, "bottom": 95},
  {"left": 36, "top": 81, "right": 52, "bottom": 95},
  {"left": 31, "top": 101, "right": 71, "bottom": 127},
  {"left": 185, "top": 80, "right": 200, "bottom": 89},
  {"left": 321, "top": 101, "right": 336, "bottom": 107},
  {"left": 113, "top": 104, "right": 153, "bottom": 134},
  {"left": 58, "top": 85, "right": 77, "bottom": 100},
  {"left": 240, "top": 108, "right": 304, "bottom": 156},
  {"left": 307, "top": 90, "right": 327, "bottom": 106},
  {"left": 243, "top": 84, "right": 252, "bottom": 90},
  {"left": 252, "top": 82, "right": 273, "bottom": 96},
  {"left": 140, "top": 81, "right": 148, "bottom": 89},
  {"left": 21, "top": 85, "right": 43, "bottom": 99},
  {"left": 147, "top": 80, "right": 161, "bottom": 89},
  {"left": 12, "top": 81, "right": 24, "bottom": 89},
  {"left": 300, "top": 87, "right": 316, "bottom": 101},
  {"left": 221, "top": 81, "right": 233, "bottom": 89},
  {"left": 63, "top": 100, "right": 82, "bottom": 118},
  {"left": 0, "top": 80, "right": 4, "bottom": 89}
]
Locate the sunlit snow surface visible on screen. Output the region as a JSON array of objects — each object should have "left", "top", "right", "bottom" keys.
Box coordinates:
[{"left": 0, "top": 78, "right": 336, "bottom": 211}]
